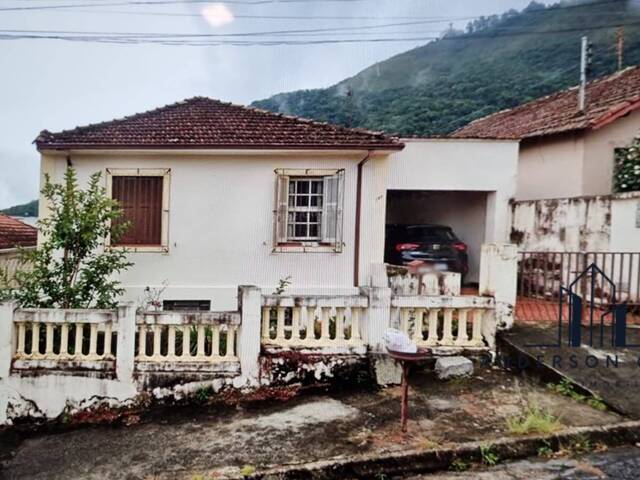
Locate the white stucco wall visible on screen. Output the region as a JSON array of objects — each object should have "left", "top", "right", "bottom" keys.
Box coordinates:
[
  {"left": 517, "top": 109, "right": 640, "bottom": 201},
  {"left": 517, "top": 133, "right": 584, "bottom": 201},
  {"left": 610, "top": 191, "right": 640, "bottom": 252},
  {"left": 387, "top": 138, "right": 519, "bottom": 245},
  {"left": 39, "top": 149, "right": 388, "bottom": 309}
]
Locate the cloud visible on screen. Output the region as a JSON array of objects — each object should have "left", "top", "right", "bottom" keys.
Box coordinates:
[{"left": 201, "top": 3, "right": 235, "bottom": 27}]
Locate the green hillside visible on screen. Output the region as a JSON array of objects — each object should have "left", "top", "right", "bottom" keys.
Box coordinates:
[
  {"left": 252, "top": 0, "right": 640, "bottom": 136},
  {"left": 1, "top": 200, "right": 38, "bottom": 217}
]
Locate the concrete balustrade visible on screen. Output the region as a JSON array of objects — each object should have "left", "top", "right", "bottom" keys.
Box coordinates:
[
  {"left": 260, "top": 295, "right": 367, "bottom": 352},
  {"left": 12, "top": 308, "right": 117, "bottom": 371}
]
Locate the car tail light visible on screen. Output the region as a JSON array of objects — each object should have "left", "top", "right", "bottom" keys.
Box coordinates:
[
  {"left": 453, "top": 242, "right": 467, "bottom": 252},
  {"left": 395, "top": 243, "right": 419, "bottom": 252}
]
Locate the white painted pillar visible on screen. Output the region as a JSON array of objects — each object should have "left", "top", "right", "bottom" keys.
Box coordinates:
[
  {"left": 116, "top": 302, "right": 136, "bottom": 383},
  {"left": 479, "top": 243, "right": 518, "bottom": 330},
  {"left": 0, "top": 300, "right": 16, "bottom": 425},
  {"left": 235, "top": 285, "right": 262, "bottom": 388},
  {"left": 0, "top": 300, "right": 16, "bottom": 380},
  {"left": 361, "top": 263, "right": 392, "bottom": 353}
]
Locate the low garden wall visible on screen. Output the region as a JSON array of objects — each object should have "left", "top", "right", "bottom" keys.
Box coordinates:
[{"left": 0, "top": 244, "right": 517, "bottom": 425}]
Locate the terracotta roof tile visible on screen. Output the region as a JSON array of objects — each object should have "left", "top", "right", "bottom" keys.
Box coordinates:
[
  {"left": 35, "top": 97, "right": 403, "bottom": 151},
  {"left": 453, "top": 66, "right": 640, "bottom": 140},
  {"left": 0, "top": 214, "right": 37, "bottom": 250}
]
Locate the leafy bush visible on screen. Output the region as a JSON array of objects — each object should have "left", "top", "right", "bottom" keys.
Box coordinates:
[
  {"left": 614, "top": 137, "right": 640, "bottom": 193},
  {"left": 7, "top": 168, "right": 132, "bottom": 308}
]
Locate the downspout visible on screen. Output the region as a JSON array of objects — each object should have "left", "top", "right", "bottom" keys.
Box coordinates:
[{"left": 353, "top": 150, "right": 372, "bottom": 287}]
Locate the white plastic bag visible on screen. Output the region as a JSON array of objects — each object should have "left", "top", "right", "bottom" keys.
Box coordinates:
[{"left": 383, "top": 328, "right": 417, "bottom": 354}]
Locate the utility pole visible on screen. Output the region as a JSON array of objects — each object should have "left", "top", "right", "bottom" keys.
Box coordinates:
[
  {"left": 579, "top": 36, "right": 593, "bottom": 112},
  {"left": 617, "top": 26, "right": 624, "bottom": 70}
]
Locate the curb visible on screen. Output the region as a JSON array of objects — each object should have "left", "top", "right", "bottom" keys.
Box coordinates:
[{"left": 219, "top": 420, "right": 640, "bottom": 479}]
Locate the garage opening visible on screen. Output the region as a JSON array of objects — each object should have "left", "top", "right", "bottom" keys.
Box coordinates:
[{"left": 385, "top": 190, "right": 489, "bottom": 284}]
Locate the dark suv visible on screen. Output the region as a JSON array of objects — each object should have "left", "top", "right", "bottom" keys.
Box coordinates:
[{"left": 384, "top": 224, "right": 469, "bottom": 278}]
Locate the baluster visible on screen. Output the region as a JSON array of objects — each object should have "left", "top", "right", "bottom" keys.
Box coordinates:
[
  {"left": 225, "top": 326, "right": 236, "bottom": 357},
  {"left": 16, "top": 322, "right": 26, "bottom": 357},
  {"left": 74, "top": 323, "right": 83, "bottom": 359},
  {"left": 335, "top": 307, "right": 345, "bottom": 343},
  {"left": 350, "top": 308, "right": 362, "bottom": 343},
  {"left": 440, "top": 309, "right": 454, "bottom": 345},
  {"left": 89, "top": 323, "right": 99, "bottom": 359},
  {"left": 138, "top": 325, "right": 146, "bottom": 359},
  {"left": 31, "top": 322, "right": 41, "bottom": 358},
  {"left": 103, "top": 323, "right": 112, "bottom": 358},
  {"left": 308, "top": 306, "right": 318, "bottom": 343},
  {"left": 211, "top": 324, "right": 220, "bottom": 357},
  {"left": 320, "top": 307, "right": 330, "bottom": 342},
  {"left": 300, "top": 306, "right": 309, "bottom": 342},
  {"left": 275, "top": 307, "right": 286, "bottom": 343},
  {"left": 455, "top": 309, "right": 470, "bottom": 345},
  {"left": 45, "top": 324, "right": 54, "bottom": 357},
  {"left": 59, "top": 323, "right": 69, "bottom": 358},
  {"left": 167, "top": 325, "right": 176, "bottom": 359},
  {"left": 390, "top": 306, "right": 400, "bottom": 329},
  {"left": 261, "top": 307, "right": 271, "bottom": 340},
  {"left": 291, "top": 307, "right": 301, "bottom": 342},
  {"left": 412, "top": 308, "right": 424, "bottom": 343},
  {"left": 182, "top": 325, "right": 191, "bottom": 359},
  {"left": 152, "top": 325, "right": 162, "bottom": 359},
  {"left": 196, "top": 325, "right": 205, "bottom": 358},
  {"left": 471, "top": 309, "right": 484, "bottom": 346},
  {"left": 425, "top": 309, "right": 439, "bottom": 346},
  {"left": 400, "top": 308, "right": 410, "bottom": 336}
]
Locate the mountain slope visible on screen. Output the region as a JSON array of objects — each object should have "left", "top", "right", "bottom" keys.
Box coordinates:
[{"left": 252, "top": 0, "right": 640, "bottom": 136}]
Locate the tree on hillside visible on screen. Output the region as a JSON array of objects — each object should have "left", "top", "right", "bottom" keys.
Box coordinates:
[{"left": 2, "top": 168, "right": 133, "bottom": 308}]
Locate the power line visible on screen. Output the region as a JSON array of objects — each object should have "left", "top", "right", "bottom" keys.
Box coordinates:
[
  {"left": 0, "top": 0, "right": 365, "bottom": 11},
  {"left": 2, "top": 19, "right": 640, "bottom": 46}
]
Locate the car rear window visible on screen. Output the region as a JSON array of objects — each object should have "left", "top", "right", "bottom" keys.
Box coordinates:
[{"left": 405, "top": 227, "right": 455, "bottom": 242}]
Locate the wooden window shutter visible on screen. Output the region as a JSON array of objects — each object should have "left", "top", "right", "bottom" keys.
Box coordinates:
[
  {"left": 112, "top": 176, "right": 163, "bottom": 246},
  {"left": 275, "top": 174, "right": 290, "bottom": 244},
  {"left": 321, "top": 170, "right": 344, "bottom": 250}
]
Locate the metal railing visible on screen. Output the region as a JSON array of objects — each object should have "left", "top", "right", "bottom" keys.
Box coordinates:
[{"left": 517, "top": 252, "right": 640, "bottom": 322}]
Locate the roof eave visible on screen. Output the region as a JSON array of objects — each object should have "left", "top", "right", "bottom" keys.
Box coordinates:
[{"left": 36, "top": 142, "right": 404, "bottom": 152}]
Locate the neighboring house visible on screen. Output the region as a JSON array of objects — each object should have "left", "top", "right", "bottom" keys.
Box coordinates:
[
  {"left": 454, "top": 66, "right": 640, "bottom": 254},
  {"left": 0, "top": 214, "right": 37, "bottom": 283},
  {"left": 35, "top": 98, "right": 403, "bottom": 308}
]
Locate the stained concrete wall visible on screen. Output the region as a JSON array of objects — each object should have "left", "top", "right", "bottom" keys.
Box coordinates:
[{"left": 510, "top": 196, "right": 611, "bottom": 252}]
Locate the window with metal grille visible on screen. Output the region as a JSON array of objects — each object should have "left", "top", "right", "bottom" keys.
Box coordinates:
[
  {"left": 274, "top": 169, "right": 344, "bottom": 251},
  {"left": 111, "top": 176, "right": 163, "bottom": 246}
]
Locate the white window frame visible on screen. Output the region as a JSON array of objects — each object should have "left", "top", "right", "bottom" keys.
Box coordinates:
[
  {"left": 287, "top": 177, "right": 324, "bottom": 242},
  {"left": 105, "top": 168, "right": 171, "bottom": 253},
  {"left": 273, "top": 168, "right": 344, "bottom": 253}
]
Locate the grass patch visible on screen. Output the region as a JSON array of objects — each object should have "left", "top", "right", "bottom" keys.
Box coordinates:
[
  {"left": 548, "top": 379, "right": 608, "bottom": 411},
  {"left": 480, "top": 443, "right": 499, "bottom": 466},
  {"left": 507, "top": 406, "right": 563, "bottom": 435}
]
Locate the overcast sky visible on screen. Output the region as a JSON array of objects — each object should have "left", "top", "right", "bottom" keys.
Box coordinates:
[{"left": 0, "top": 0, "right": 542, "bottom": 209}]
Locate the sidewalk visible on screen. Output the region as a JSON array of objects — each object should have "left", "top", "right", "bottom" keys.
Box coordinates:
[{"left": 0, "top": 368, "right": 621, "bottom": 480}]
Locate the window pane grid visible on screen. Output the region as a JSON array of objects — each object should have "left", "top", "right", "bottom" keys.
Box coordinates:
[{"left": 287, "top": 178, "right": 323, "bottom": 241}]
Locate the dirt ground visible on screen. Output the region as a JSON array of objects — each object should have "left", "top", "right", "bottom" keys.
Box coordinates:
[{"left": 0, "top": 367, "right": 622, "bottom": 480}]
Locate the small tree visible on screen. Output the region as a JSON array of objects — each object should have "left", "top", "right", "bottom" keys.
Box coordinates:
[{"left": 11, "top": 168, "right": 133, "bottom": 309}]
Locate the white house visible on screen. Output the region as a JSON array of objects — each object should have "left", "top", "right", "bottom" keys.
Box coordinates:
[
  {"left": 35, "top": 98, "right": 403, "bottom": 309},
  {"left": 35, "top": 98, "right": 519, "bottom": 309},
  {"left": 454, "top": 66, "right": 640, "bottom": 254}
]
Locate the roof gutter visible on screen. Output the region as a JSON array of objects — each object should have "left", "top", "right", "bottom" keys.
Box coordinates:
[{"left": 353, "top": 150, "right": 372, "bottom": 287}]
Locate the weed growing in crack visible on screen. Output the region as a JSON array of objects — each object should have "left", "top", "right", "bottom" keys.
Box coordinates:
[
  {"left": 507, "top": 406, "right": 563, "bottom": 435},
  {"left": 449, "top": 459, "right": 470, "bottom": 471},
  {"left": 480, "top": 444, "right": 499, "bottom": 466},
  {"left": 547, "top": 379, "right": 607, "bottom": 411}
]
